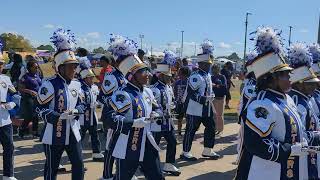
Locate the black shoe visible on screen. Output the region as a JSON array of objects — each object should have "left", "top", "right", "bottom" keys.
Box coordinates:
[
  {"left": 57, "top": 165, "right": 66, "bottom": 172},
  {"left": 202, "top": 152, "right": 220, "bottom": 160},
  {"left": 18, "top": 129, "right": 25, "bottom": 139},
  {"left": 33, "top": 133, "right": 40, "bottom": 138},
  {"left": 164, "top": 170, "right": 181, "bottom": 176},
  {"left": 180, "top": 154, "right": 197, "bottom": 161}
]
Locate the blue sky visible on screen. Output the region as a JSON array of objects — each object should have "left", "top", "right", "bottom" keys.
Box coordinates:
[{"left": 0, "top": 0, "right": 319, "bottom": 57}]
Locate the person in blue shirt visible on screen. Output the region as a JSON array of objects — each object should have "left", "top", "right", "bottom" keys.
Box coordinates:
[{"left": 18, "top": 60, "right": 42, "bottom": 138}]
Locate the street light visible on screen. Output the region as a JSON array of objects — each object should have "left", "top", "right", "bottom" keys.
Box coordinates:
[
  {"left": 288, "top": 26, "right": 293, "bottom": 46},
  {"left": 181, "top": 30, "right": 184, "bottom": 58},
  {"left": 139, "top": 34, "right": 144, "bottom": 49},
  {"left": 243, "top": 12, "right": 252, "bottom": 66}
]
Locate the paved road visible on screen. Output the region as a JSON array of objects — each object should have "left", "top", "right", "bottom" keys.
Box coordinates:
[{"left": 0, "top": 117, "right": 239, "bottom": 180}]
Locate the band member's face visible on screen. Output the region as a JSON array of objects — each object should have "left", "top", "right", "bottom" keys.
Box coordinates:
[
  {"left": 303, "top": 82, "right": 319, "bottom": 95},
  {"left": 134, "top": 68, "right": 150, "bottom": 86},
  {"left": 276, "top": 71, "right": 291, "bottom": 93},
  {"left": 61, "top": 63, "right": 78, "bottom": 81},
  {"left": 161, "top": 74, "right": 171, "bottom": 84},
  {"left": 84, "top": 76, "right": 94, "bottom": 86},
  {"left": 198, "top": 62, "right": 211, "bottom": 72}
]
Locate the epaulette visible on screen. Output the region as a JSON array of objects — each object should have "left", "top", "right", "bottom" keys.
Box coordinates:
[
  {"left": 37, "top": 80, "right": 55, "bottom": 105},
  {"left": 101, "top": 73, "right": 118, "bottom": 95},
  {"left": 188, "top": 73, "right": 204, "bottom": 90},
  {"left": 109, "top": 90, "right": 132, "bottom": 113}
]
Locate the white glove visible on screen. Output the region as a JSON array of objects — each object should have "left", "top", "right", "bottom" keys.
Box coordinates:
[
  {"left": 291, "top": 143, "right": 308, "bottom": 156},
  {"left": 1, "top": 102, "right": 16, "bottom": 110},
  {"left": 150, "top": 111, "right": 161, "bottom": 118},
  {"left": 301, "top": 138, "right": 308, "bottom": 147},
  {"left": 132, "top": 117, "right": 147, "bottom": 128},
  {"left": 90, "top": 102, "right": 98, "bottom": 109},
  {"left": 60, "top": 111, "right": 75, "bottom": 120},
  {"left": 69, "top": 109, "right": 79, "bottom": 115},
  {"left": 206, "top": 96, "right": 215, "bottom": 102}
]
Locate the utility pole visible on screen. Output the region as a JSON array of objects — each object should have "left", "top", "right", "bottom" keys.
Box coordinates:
[
  {"left": 318, "top": 13, "right": 320, "bottom": 44},
  {"left": 243, "top": 12, "right": 252, "bottom": 66},
  {"left": 181, "top": 30, "right": 184, "bottom": 58},
  {"left": 289, "top": 26, "right": 293, "bottom": 46},
  {"left": 139, "top": 34, "right": 144, "bottom": 49}
]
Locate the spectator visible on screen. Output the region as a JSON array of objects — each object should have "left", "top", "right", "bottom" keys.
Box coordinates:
[
  {"left": 18, "top": 60, "right": 42, "bottom": 138},
  {"left": 19, "top": 55, "right": 44, "bottom": 80},
  {"left": 138, "top": 49, "right": 145, "bottom": 61},
  {"left": 173, "top": 67, "right": 190, "bottom": 135},
  {"left": 76, "top": 47, "right": 91, "bottom": 68},
  {"left": 98, "top": 55, "right": 114, "bottom": 84},
  {"left": 211, "top": 64, "right": 227, "bottom": 134},
  {"left": 10, "top": 53, "right": 23, "bottom": 86},
  {"left": 220, "top": 62, "right": 234, "bottom": 109}
]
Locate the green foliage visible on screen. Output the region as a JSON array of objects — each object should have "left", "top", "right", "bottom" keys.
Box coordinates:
[
  {"left": 93, "top": 47, "right": 107, "bottom": 54},
  {"left": 37, "top": 44, "right": 55, "bottom": 51},
  {"left": 0, "top": 33, "right": 34, "bottom": 52}
]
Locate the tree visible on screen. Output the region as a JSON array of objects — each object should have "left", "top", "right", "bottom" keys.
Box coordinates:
[
  {"left": 0, "top": 33, "right": 34, "bottom": 52},
  {"left": 227, "top": 53, "right": 241, "bottom": 60},
  {"left": 93, "top": 47, "right": 107, "bottom": 54},
  {"left": 37, "top": 45, "right": 55, "bottom": 52}
]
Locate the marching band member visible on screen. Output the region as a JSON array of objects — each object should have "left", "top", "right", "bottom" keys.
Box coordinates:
[
  {"left": 181, "top": 39, "right": 220, "bottom": 161},
  {"left": 103, "top": 34, "right": 164, "bottom": 180},
  {"left": 0, "top": 40, "right": 20, "bottom": 180},
  {"left": 235, "top": 27, "right": 308, "bottom": 180},
  {"left": 308, "top": 43, "right": 320, "bottom": 179},
  {"left": 238, "top": 51, "right": 258, "bottom": 120},
  {"left": 99, "top": 35, "right": 127, "bottom": 180},
  {"left": 36, "top": 29, "right": 84, "bottom": 180},
  {"left": 236, "top": 51, "right": 257, "bottom": 164},
  {"left": 150, "top": 50, "right": 180, "bottom": 176},
  {"left": 288, "top": 42, "right": 320, "bottom": 179},
  {"left": 78, "top": 67, "right": 104, "bottom": 161}
]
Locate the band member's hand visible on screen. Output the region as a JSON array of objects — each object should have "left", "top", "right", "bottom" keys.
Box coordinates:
[
  {"left": 1, "top": 102, "right": 16, "bottom": 110},
  {"left": 30, "top": 91, "right": 38, "bottom": 97},
  {"left": 60, "top": 111, "right": 75, "bottom": 120},
  {"left": 132, "top": 117, "right": 147, "bottom": 128},
  {"left": 291, "top": 143, "right": 308, "bottom": 156},
  {"left": 150, "top": 111, "right": 160, "bottom": 118},
  {"left": 206, "top": 96, "right": 215, "bottom": 102},
  {"left": 90, "top": 102, "right": 98, "bottom": 109}
]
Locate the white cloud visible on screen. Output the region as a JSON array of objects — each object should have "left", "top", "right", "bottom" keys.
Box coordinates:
[
  {"left": 299, "top": 29, "right": 309, "bottom": 33},
  {"left": 87, "top": 32, "right": 100, "bottom": 39},
  {"left": 234, "top": 41, "right": 242, "bottom": 45},
  {"left": 218, "top": 42, "right": 231, "bottom": 49},
  {"left": 43, "top": 24, "right": 55, "bottom": 29}
]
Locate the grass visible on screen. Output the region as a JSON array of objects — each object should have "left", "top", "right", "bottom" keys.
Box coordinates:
[{"left": 223, "top": 79, "right": 242, "bottom": 118}]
